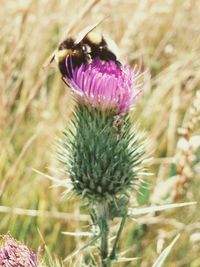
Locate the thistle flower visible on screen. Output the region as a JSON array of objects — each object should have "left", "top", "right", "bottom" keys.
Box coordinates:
[
  {"left": 0, "top": 235, "right": 38, "bottom": 267},
  {"left": 64, "top": 57, "right": 144, "bottom": 113},
  {"left": 57, "top": 37, "right": 147, "bottom": 266},
  {"left": 59, "top": 56, "right": 145, "bottom": 205}
]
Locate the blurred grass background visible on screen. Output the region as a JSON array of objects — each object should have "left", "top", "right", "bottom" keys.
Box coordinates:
[{"left": 0, "top": 0, "right": 200, "bottom": 266}]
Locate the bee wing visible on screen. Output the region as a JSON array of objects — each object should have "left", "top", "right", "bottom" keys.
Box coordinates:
[
  {"left": 75, "top": 16, "right": 109, "bottom": 45},
  {"left": 104, "top": 34, "right": 120, "bottom": 59}
]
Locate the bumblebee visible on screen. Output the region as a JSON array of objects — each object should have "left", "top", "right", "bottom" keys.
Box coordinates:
[{"left": 53, "top": 22, "right": 120, "bottom": 78}]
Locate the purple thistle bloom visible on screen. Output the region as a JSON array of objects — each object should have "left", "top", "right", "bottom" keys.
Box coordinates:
[
  {"left": 64, "top": 57, "right": 144, "bottom": 113},
  {"left": 0, "top": 235, "right": 38, "bottom": 267}
]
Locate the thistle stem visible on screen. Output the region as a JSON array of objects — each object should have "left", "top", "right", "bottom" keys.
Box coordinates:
[
  {"left": 109, "top": 210, "right": 128, "bottom": 260},
  {"left": 100, "top": 223, "right": 110, "bottom": 267},
  {"left": 97, "top": 203, "right": 111, "bottom": 267}
]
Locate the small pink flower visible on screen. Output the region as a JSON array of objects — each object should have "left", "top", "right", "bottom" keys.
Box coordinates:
[
  {"left": 64, "top": 57, "right": 144, "bottom": 113},
  {"left": 0, "top": 235, "right": 38, "bottom": 267}
]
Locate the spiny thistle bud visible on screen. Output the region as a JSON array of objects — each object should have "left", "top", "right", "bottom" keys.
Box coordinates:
[
  {"left": 58, "top": 49, "right": 145, "bottom": 208},
  {"left": 0, "top": 235, "right": 38, "bottom": 267}
]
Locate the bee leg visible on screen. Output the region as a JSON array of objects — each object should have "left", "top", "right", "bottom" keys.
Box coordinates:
[
  {"left": 116, "top": 60, "right": 122, "bottom": 68},
  {"left": 43, "top": 54, "right": 55, "bottom": 68},
  {"left": 61, "top": 76, "right": 70, "bottom": 87},
  {"left": 82, "top": 44, "right": 91, "bottom": 63}
]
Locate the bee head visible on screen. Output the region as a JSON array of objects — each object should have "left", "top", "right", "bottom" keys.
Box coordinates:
[{"left": 55, "top": 37, "right": 76, "bottom": 63}]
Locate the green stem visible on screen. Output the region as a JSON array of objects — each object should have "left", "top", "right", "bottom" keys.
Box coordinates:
[
  {"left": 97, "top": 203, "right": 111, "bottom": 267},
  {"left": 100, "top": 223, "right": 110, "bottom": 267},
  {"left": 109, "top": 210, "right": 128, "bottom": 260}
]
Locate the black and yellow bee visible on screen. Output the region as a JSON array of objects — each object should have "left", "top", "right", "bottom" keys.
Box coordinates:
[{"left": 51, "top": 21, "right": 120, "bottom": 78}]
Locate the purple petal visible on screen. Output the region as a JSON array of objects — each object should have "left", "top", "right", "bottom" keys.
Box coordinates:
[{"left": 64, "top": 57, "right": 145, "bottom": 113}]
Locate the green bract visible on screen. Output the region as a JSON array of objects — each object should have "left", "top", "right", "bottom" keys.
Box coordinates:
[{"left": 59, "top": 104, "right": 144, "bottom": 206}]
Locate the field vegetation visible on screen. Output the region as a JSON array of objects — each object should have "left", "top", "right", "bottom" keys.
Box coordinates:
[{"left": 0, "top": 0, "right": 200, "bottom": 266}]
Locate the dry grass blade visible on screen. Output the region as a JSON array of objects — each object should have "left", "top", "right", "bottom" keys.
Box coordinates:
[
  {"left": 152, "top": 234, "right": 180, "bottom": 267},
  {"left": 128, "top": 202, "right": 196, "bottom": 216},
  {"left": 0, "top": 206, "right": 89, "bottom": 221}
]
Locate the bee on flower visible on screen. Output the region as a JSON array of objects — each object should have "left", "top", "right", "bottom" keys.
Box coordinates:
[{"left": 55, "top": 23, "right": 145, "bottom": 114}]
